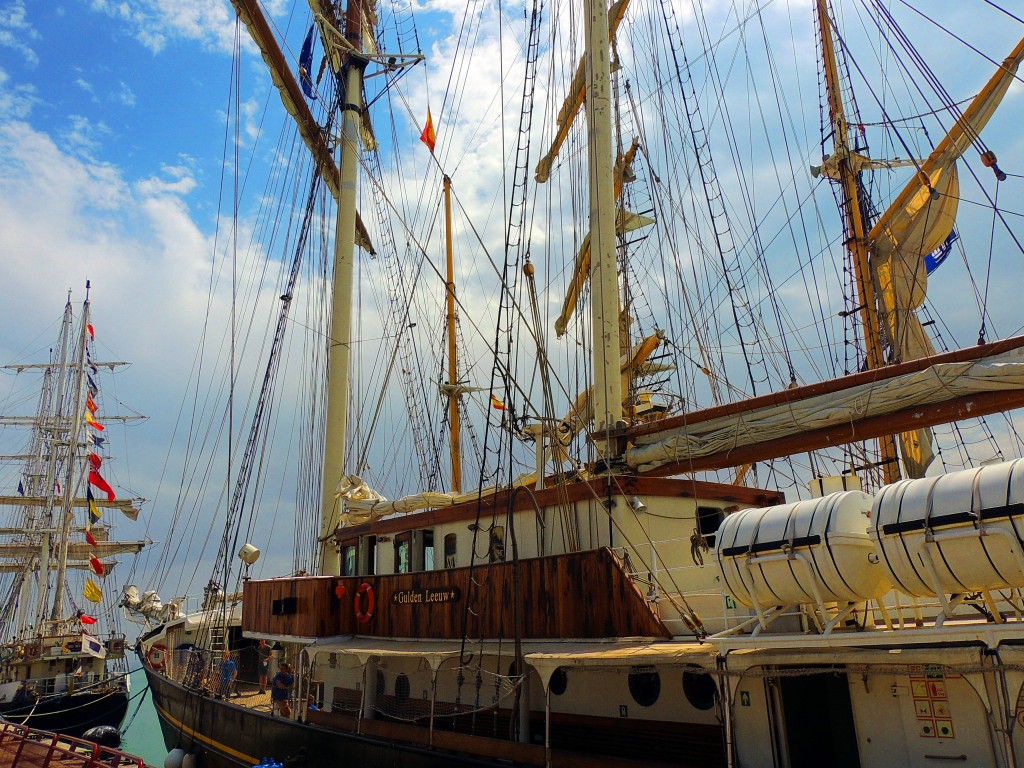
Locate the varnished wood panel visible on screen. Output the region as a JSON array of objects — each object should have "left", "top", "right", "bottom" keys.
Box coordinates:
[{"left": 243, "top": 548, "right": 671, "bottom": 640}]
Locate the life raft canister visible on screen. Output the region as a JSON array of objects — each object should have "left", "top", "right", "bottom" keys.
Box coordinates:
[
  {"left": 147, "top": 642, "right": 168, "bottom": 670},
  {"left": 354, "top": 583, "right": 375, "bottom": 624}
]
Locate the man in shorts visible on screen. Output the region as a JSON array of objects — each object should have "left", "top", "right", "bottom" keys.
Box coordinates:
[
  {"left": 257, "top": 639, "right": 272, "bottom": 693},
  {"left": 271, "top": 661, "right": 294, "bottom": 716}
]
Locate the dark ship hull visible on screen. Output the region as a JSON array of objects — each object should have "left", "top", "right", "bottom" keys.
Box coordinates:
[
  {"left": 0, "top": 688, "right": 129, "bottom": 738},
  {"left": 144, "top": 665, "right": 509, "bottom": 768}
]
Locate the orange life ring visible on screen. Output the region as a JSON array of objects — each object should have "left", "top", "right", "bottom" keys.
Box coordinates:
[
  {"left": 146, "top": 643, "right": 168, "bottom": 670},
  {"left": 354, "top": 583, "right": 375, "bottom": 624}
]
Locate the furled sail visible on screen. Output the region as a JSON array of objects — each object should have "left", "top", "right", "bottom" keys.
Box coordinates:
[
  {"left": 335, "top": 473, "right": 537, "bottom": 526},
  {"left": 624, "top": 342, "right": 1024, "bottom": 475},
  {"left": 867, "top": 36, "right": 1024, "bottom": 475}
]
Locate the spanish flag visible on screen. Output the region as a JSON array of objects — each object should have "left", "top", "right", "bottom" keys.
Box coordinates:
[
  {"left": 84, "top": 578, "right": 102, "bottom": 603},
  {"left": 490, "top": 394, "right": 505, "bottom": 411},
  {"left": 85, "top": 410, "right": 104, "bottom": 431},
  {"left": 420, "top": 108, "right": 436, "bottom": 153}
]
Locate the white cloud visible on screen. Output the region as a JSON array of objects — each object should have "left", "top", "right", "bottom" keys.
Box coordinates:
[
  {"left": 89, "top": 0, "right": 248, "bottom": 55},
  {"left": 0, "top": 0, "right": 40, "bottom": 67},
  {"left": 115, "top": 81, "right": 136, "bottom": 106},
  {"left": 61, "top": 114, "right": 110, "bottom": 155},
  {"left": 0, "top": 68, "right": 36, "bottom": 119}
]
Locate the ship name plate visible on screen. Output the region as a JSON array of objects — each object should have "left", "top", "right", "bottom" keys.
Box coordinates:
[{"left": 390, "top": 587, "right": 461, "bottom": 605}]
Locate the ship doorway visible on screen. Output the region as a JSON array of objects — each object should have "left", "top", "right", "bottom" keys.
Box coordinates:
[{"left": 779, "top": 669, "right": 860, "bottom": 768}]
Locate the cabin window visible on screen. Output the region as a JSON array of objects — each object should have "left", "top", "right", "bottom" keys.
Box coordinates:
[
  {"left": 341, "top": 542, "right": 357, "bottom": 576},
  {"left": 682, "top": 667, "right": 718, "bottom": 711},
  {"left": 549, "top": 668, "right": 568, "bottom": 696},
  {"left": 696, "top": 506, "right": 724, "bottom": 547},
  {"left": 362, "top": 535, "right": 377, "bottom": 576},
  {"left": 444, "top": 534, "right": 458, "bottom": 569},
  {"left": 422, "top": 530, "right": 435, "bottom": 571},
  {"left": 394, "top": 532, "right": 412, "bottom": 574},
  {"left": 628, "top": 666, "right": 660, "bottom": 707},
  {"left": 489, "top": 526, "right": 506, "bottom": 563}
]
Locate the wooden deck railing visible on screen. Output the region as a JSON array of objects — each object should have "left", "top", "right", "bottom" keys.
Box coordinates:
[{"left": 0, "top": 720, "right": 149, "bottom": 768}]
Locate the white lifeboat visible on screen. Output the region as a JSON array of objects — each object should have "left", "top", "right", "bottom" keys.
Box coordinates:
[
  {"left": 714, "top": 491, "right": 892, "bottom": 609},
  {"left": 870, "top": 459, "right": 1024, "bottom": 597}
]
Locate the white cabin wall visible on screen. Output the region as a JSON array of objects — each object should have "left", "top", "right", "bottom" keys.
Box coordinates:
[
  {"left": 611, "top": 495, "right": 736, "bottom": 635},
  {"left": 727, "top": 673, "right": 776, "bottom": 767},
  {"left": 545, "top": 667, "right": 720, "bottom": 724},
  {"left": 852, "top": 673, "right": 998, "bottom": 766}
]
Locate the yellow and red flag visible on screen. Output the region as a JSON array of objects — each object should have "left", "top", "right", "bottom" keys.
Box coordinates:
[
  {"left": 420, "top": 108, "right": 436, "bottom": 153},
  {"left": 85, "top": 411, "right": 104, "bottom": 431},
  {"left": 490, "top": 394, "right": 505, "bottom": 411}
]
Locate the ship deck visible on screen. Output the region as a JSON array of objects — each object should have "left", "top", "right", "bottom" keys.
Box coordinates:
[{"left": 0, "top": 721, "right": 151, "bottom": 768}]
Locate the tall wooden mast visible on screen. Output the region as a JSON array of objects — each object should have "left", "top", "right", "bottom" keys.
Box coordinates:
[
  {"left": 443, "top": 176, "right": 463, "bottom": 493},
  {"left": 586, "top": 0, "right": 624, "bottom": 452},
  {"left": 816, "top": 0, "right": 899, "bottom": 483},
  {"left": 319, "top": 0, "right": 368, "bottom": 574}
]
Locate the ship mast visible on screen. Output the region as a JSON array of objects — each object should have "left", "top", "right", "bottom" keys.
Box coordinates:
[
  {"left": 50, "top": 288, "right": 91, "bottom": 621},
  {"left": 319, "top": 0, "right": 368, "bottom": 574},
  {"left": 586, "top": 0, "right": 624, "bottom": 453},
  {"left": 35, "top": 299, "right": 74, "bottom": 628},
  {"left": 815, "top": 0, "right": 899, "bottom": 483},
  {"left": 443, "top": 176, "right": 463, "bottom": 493}
]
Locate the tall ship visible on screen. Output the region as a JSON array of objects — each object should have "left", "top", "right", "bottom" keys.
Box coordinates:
[
  {"left": 135, "top": 0, "right": 1024, "bottom": 766},
  {"left": 0, "top": 285, "right": 147, "bottom": 736}
]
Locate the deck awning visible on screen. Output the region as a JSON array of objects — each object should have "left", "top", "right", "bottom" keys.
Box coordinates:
[
  {"left": 304, "top": 638, "right": 714, "bottom": 679},
  {"left": 524, "top": 641, "right": 716, "bottom": 687},
  {"left": 306, "top": 638, "right": 503, "bottom": 671}
]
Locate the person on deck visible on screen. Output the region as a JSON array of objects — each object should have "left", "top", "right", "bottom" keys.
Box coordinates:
[
  {"left": 257, "top": 639, "right": 271, "bottom": 694},
  {"left": 217, "top": 650, "right": 238, "bottom": 699},
  {"left": 271, "top": 662, "right": 294, "bottom": 716}
]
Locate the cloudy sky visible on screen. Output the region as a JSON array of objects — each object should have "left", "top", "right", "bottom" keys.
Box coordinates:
[{"left": 1, "top": 0, "right": 1024, "bottom": 608}]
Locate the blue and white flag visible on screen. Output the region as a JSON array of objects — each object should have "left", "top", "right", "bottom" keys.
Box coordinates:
[
  {"left": 299, "top": 24, "right": 317, "bottom": 100},
  {"left": 924, "top": 230, "right": 958, "bottom": 275}
]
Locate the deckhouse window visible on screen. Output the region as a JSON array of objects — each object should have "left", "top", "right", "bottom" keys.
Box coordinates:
[
  {"left": 341, "top": 542, "right": 357, "bottom": 576},
  {"left": 394, "top": 532, "right": 412, "bottom": 573},
  {"left": 696, "top": 506, "right": 724, "bottom": 547},
  {"left": 422, "top": 530, "right": 435, "bottom": 571},
  {"left": 444, "top": 534, "right": 457, "bottom": 569}
]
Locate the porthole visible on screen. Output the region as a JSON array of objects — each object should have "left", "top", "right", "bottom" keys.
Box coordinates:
[
  {"left": 549, "top": 668, "right": 568, "bottom": 697},
  {"left": 395, "top": 673, "right": 410, "bottom": 700},
  {"left": 628, "top": 666, "right": 660, "bottom": 707},
  {"left": 682, "top": 668, "right": 717, "bottom": 711}
]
